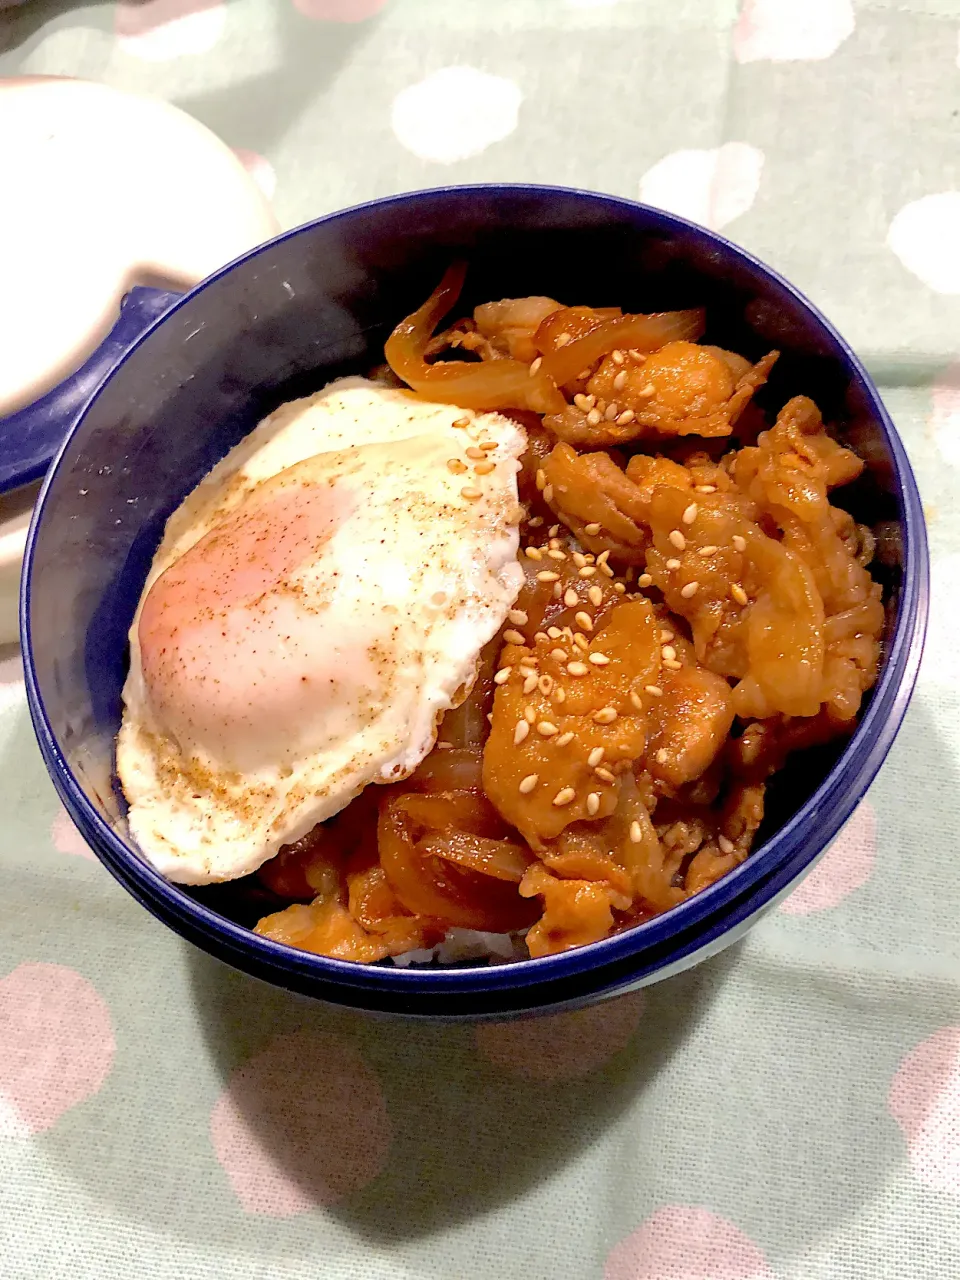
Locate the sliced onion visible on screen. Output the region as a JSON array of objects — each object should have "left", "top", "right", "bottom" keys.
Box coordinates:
[{"left": 385, "top": 264, "right": 566, "bottom": 413}]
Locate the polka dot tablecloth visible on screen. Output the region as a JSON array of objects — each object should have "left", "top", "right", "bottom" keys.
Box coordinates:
[{"left": 1, "top": 2, "right": 959, "bottom": 1277}]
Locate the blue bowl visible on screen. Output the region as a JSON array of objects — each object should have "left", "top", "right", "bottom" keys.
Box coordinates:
[{"left": 20, "top": 185, "right": 928, "bottom": 1018}]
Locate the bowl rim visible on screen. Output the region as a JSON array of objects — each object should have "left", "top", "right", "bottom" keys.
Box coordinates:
[{"left": 21, "top": 181, "right": 929, "bottom": 1004}]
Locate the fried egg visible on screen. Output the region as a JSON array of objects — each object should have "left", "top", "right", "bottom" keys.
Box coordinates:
[{"left": 117, "top": 378, "right": 526, "bottom": 884}]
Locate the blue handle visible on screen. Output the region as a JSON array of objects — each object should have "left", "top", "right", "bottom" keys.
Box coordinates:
[{"left": 0, "top": 286, "right": 182, "bottom": 496}]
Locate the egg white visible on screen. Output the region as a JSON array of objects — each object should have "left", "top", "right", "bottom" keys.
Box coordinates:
[{"left": 117, "top": 378, "right": 526, "bottom": 884}]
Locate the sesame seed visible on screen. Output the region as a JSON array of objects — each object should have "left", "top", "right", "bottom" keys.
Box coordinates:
[
  {"left": 682, "top": 503, "right": 698, "bottom": 525},
  {"left": 638, "top": 573, "right": 653, "bottom": 588},
  {"left": 614, "top": 582, "right": 626, "bottom": 594},
  {"left": 509, "top": 609, "right": 529, "bottom": 626},
  {"left": 549, "top": 525, "right": 560, "bottom": 537},
  {"left": 553, "top": 582, "right": 563, "bottom": 598},
  {"left": 550, "top": 647, "right": 568, "bottom": 662},
  {"left": 638, "top": 383, "right": 656, "bottom": 397},
  {"left": 718, "top": 835, "right": 736, "bottom": 854},
  {"left": 537, "top": 721, "right": 558, "bottom": 737},
  {"left": 666, "top": 558, "right": 681, "bottom": 572},
  {"left": 581, "top": 523, "right": 600, "bottom": 539},
  {"left": 545, "top": 630, "right": 562, "bottom": 644},
  {"left": 663, "top": 658, "right": 682, "bottom": 670},
  {"left": 578, "top": 367, "right": 593, "bottom": 380},
  {"left": 573, "top": 633, "right": 590, "bottom": 651},
  {"left": 559, "top": 588, "right": 576, "bottom": 608},
  {"left": 553, "top": 787, "right": 576, "bottom": 807},
  {"left": 629, "top": 691, "right": 644, "bottom": 711},
  {"left": 494, "top": 667, "right": 512, "bottom": 685},
  {"left": 461, "top": 486, "right": 482, "bottom": 500},
  {"left": 629, "top": 821, "right": 643, "bottom": 844},
  {"left": 554, "top": 687, "right": 566, "bottom": 704},
  {"left": 529, "top": 356, "right": 543, "bottom": 376},
  {"left": 566, "top": 661, "right": 589, "bottom": 677},
  {"left": 595, "top": 766, "right": 616, "bottom": 783},
  {"left": 466, "top": 446, "right": 485, "bottom": 460},
  {"left": 613, "top": 369, "right": 627, "bottom": 391},
  {"left": 556, "top": 731, "right": 574, "bottom": 746},
  {"left": 479, "top": 440, "right": 498, "bottom": 452},
  {"left": 523, "top": 673, "right": 538, "bottom": 694},
  {"left": 571, "top": 553, "right": 586, "bottom": 569},
  {"left": 543, "top": 484, "right": 554, "bottom": 503},
  {"left": 537, "top": 571, "right": 560, "bottom": 583},
  {"left": 732, "top": 534, "right": 747, "bottom": 553},
  {"left": 587, "top": 408, "right": 603, "bottom": 426},
  {"left": 588, "top": 585, "right": 603, "bottom": 607},
  {"left": 584, "top": 750, "right": 605, "bottom": 772},
  {"left": 680, "top": 581, "right": 700, "bottom": 599},
  {"left": 446, "top": 458, "right": 467, "bottom": 474},
  {"left": 474, "top": 460, "right": 496, "bottom": 475},
  {"left": 731, "top": 583, "right": 748, "bottom": 605},
  {"left": 660, "top": 629, "right": 674, "bottom": 642},
  {"left": 612, "top": 349, "right": 625, "bottom": 365},
  {"left": 644, "top": 684, "right": 663, "bottom": 697},
  {"left": 604, "top": 402, "right": 619, "bottom": 421},
  {"left": 699, "top": 545, "right": 718, "bottom": 557},
  {"left": 535, "top": 468, "right": 546, "bottom": 492},
  {"left": 519, "top": 773, "right": 539, "bottom": 794},
  {"left": 617, "top": 409, "right": 635, "bottom": 425},
  {"left": 555, "top": 332, "right": 572, "bottom": 348},
  {"left": 503, "top": 629, "right": 526, "bottom": 645},
  {"left": 519, "top": 656, "right": 538, "bottom": 669},
  {"left": 453, "top": 416, "right": 471, "bottom": 428},
  {"left": 574, "top": 393, "right": 596, "bottom": 411},
  {"left": 599, "top": 562, "right": 615, "bottom": 578},
  {"left": 579, "top": 565, "right": 598, "bottom": 578},
  {"left": 661, "top": 645, "right": 677, "bottom": 661},
  {"left": 696, "top": 484, "right": 717, "bottom": 493},
  {"left": 575, "top": 611, "right": 593, "bottom": 632},
  {"left": 525, "top": 546, "right": 543, "bottom": 560},
  {"left": 538, "top": 675, "right": 555, "bottom": 696},
  {"left": 586, "top": 792, "right": 601, "bottom": 816},
  {"left": 669, "top": 529, "right": 686, "bottom": 550},
  {"left": 593, "top": 706, "right": 618, "bottom": 724},
  {"left": 514, "top": 720, "right": 530, "bottom": 745},
  {"left": 655, "top": 748, "right": 669, "bottom": 764},
  {"left": 535, "top": 631, "right": 549, "bottom": 643},
  {"left": 524, "top": 706, "right": 537, "bottom": 723},
  {"left": 548, "top": 549, "right": 567, "bottom": 561},
  {"left": 528, "top": 515, "right": 544, "bottom": 528},
  {"left": 589, "top": 652, "right": 610, "bottom": 666}
]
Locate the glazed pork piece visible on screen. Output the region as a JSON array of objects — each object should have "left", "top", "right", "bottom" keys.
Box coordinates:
[{"left": 245, "top": 267, "right": 884, "bottom": 963}]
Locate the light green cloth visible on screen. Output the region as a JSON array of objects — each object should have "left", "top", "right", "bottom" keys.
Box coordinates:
[{"left": 2, "top": 2, "right": 960, "bottom": 1277}]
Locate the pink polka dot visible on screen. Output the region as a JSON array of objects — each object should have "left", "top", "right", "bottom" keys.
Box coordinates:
[
  {"left": 605, "top": 1206, "right": 773, "bottom": 1280},
  {"left": 234, "top": 149, "right": 277, "bottom": 203},
  {"left": 932, "top": 363, "right": 960, "bottom": 466},
  {"left": 115, "top": 0, "right": 226, "bottom": 61},
  {"left": 638, "top": 143, "right": 764, "bottom": 231},
  {"left": 51, "top": 807, "right": 96, "bottom": 862},
  {"left": 210, "top": 1029, "right": 391, "bottom": 1215},
  {"left": 889, "top": 1027, "right": 960, "bottom": 1195},
  {"left": 888, "top": 194, "right": 960, "bottom": 294},
  {"left": 292, "top": 0, "right": 388, "bottom": 20},
  {"left": 0, "top": 963, "right": 115, "bottom": 1136},
  {"left": 733, "top": 0, "right": 854, "bottom": 63},
  {"left": 779, "top": 799, "right": 875, "bottom": 915},
  {"left": 475, "top": 991, "right": 644, "bottom": 1081}
]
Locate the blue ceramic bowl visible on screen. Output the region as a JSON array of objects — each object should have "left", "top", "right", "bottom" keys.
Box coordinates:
[{"left": 20, "top": 185, "right": 928, "bottom": 1019}]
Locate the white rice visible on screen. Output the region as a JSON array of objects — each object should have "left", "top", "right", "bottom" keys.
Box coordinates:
[{"left": 391, "top": 928, "right": 528, "bottom": 967}]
